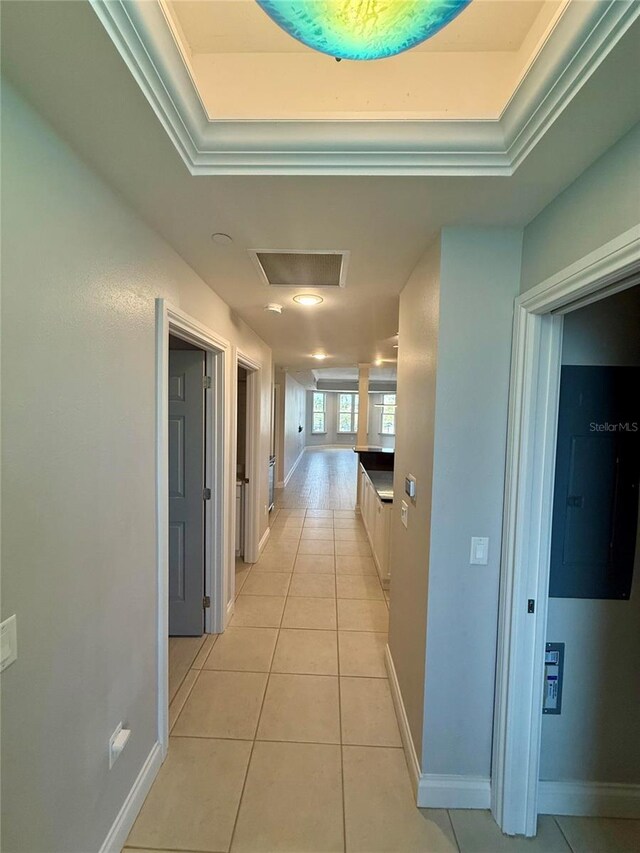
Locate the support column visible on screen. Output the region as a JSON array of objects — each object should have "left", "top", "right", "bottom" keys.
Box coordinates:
[{"left": 356, "top": 363, "right": 370, "bottom": 448}]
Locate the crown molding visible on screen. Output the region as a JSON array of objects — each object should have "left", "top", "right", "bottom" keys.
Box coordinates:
[{"left": 90, "top": 0, "right": 639, "bottom": 176}]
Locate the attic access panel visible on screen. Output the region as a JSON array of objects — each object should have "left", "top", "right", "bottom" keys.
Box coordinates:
[{"left": 249, "top": 250, "right": 349, "bottom": 288}]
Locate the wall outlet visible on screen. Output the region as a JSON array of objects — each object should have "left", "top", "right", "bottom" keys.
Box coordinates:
[
  {"left": 0, "top": 614, "right": 18, "bottom": 673},
  {"left": 109, "top": 722, "right": 131, "bottom": 769},
  {"left": 400, "top": 500, "right": 409, "bottom": 529}
]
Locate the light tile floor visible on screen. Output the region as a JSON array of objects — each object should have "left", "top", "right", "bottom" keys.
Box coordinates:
[{"left": 126, "top": 507, "right": 640, "bottom": 853}]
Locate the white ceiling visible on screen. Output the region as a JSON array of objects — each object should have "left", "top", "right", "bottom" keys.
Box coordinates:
[
  {"left": 2, "top": 1, "right": 639, "bottom": 371},
  {"left": 164, "top": 0, "right": 563, "bottom": 120}
]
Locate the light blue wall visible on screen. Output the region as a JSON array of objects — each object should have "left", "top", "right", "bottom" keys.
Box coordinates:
[
  {"left": 521, "top": 122, "right": 640, "bottom": 291},
  {"left": 423, "top": 227, "right": 523, "bottom": 777},
  {"left": 0, "top": 80, "right": 273, "bottom": 852}
]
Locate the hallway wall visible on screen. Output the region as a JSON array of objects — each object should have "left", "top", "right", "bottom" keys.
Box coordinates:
[
  {"left": 0, "top": 81, "right": 272, "bottom": 852},
  {"left": 388, "top": 237, "right": 441, "bottom": 762},
  {"left": 281, "top": 373, "right": 306, "bottom": 485},
  {"left": 389, "top": 227, "right": 522, "bottom": 788},
  {"left": 422, "top": 228, "right": 522, "bottom": 779},
  {"left": 521, "top": 122, "right": 640, "bottom": 292}
]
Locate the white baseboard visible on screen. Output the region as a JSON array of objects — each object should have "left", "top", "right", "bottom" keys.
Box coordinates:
[
  {"left": 538, "top": 780, "right": 640, "bottom": 818},
  {"left": 305, "top": 443, "right": 354, "bottom": 449},
  {"left": 225, "top": 597, "right": 235, "bottom": 628},
  {"left": 258, "top": 526, "right": 270, "bottom": 554},
  {"left": 283, "top": 447, "right": 306, "bottom": 487},
  {"left": 418, "top": 774, "right": 491, "bottom": 810},
  {"left": 99, "top": 741, "right": 162, "bottom": 853},
  {"left": 385, "top": 645, "right": 421, "bottom": 798},
  {"left": 385, "top": 644, "right": 491, "bottom": 810}
]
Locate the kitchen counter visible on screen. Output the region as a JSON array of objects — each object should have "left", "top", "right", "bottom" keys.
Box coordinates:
[
  {"left": 353, "top": 446, "right": 395, "bottom": 473},
  {"left": 367, "top": 470, "right": 394, "bottom": 503}
]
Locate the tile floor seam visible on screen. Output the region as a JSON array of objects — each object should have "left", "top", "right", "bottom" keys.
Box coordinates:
[
  {"left": 169, "top": 668, "right": 203, "bottom": 735},
  {"left": 124, "top": 847, "right": 221, "bottom": 853},
  {"left": 554, "top": 814, "right": 577, "bottom": 852},
  {"left": 333, "top": 535, "right": 348, "bottom": 853},
  {"left": 445, "top": 809, "right": 463, "bottom": 853},
  {"left": 168, "top": 634, "right": 207, "bottom": 705},
  {"left": 226, "top": 587, "right": 283, "bottom": 852}
]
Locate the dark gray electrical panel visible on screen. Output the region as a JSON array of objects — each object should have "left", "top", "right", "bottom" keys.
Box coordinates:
[
  {"left": 549, "top": 366, "right": 639, "bottom": 600},
  {"left": 543, "top": 643, "right": 565, "bottom": 715}
]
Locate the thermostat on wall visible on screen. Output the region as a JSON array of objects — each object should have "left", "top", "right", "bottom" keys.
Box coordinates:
[{"left": 405, "top": 475, "right": 416, "bottom": 500}]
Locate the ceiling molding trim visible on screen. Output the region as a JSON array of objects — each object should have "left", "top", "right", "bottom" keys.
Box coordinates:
[
  {"left": 90, "top": 0, "right": 639, "bottom": 176},
  {"left": 503, "top": 0, "right": 640, "bottom": 169}
]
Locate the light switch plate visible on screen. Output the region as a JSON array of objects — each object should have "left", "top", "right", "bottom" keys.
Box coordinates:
[
  {"left": 405, "top": 475, "right": 416, "bottom": 500},
  {"left": 0, "top": 614, "right": 18, "bottom": 672},
  {"left": 400, "top": 500, "right": 409, "bottom": 529},
  {"left": 470, "top": 537, "right": 489, "bottom": 565}
]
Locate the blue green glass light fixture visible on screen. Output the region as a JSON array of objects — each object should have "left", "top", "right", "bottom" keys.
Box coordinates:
[{"left": 255, "top": 0, "right": 472, "bottom": 61}]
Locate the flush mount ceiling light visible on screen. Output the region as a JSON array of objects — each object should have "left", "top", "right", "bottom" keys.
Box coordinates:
[
  {"left": 255, "top": 0, "right": 472, "bottom": 61},
  {"left": 312, "top": 353, "right": 328, "bottom": 360},
  {"left": 293, "top": 294, "right": 324, "bottom": 306}
]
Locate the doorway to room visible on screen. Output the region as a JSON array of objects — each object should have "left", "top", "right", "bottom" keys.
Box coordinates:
[
  {"left": 156, "top": 300, "right": 231, "bottom": 754},
  {"left": 538, "top": 285, "right": 640, "bottom": 818},
  {"left": 492, "top": 245, "right": 640, "bottom": 838},
  {"left": 234, "top": 352, "right": 262, "bottom": 571}
]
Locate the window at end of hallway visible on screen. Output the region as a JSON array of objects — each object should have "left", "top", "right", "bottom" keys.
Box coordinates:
[
  {"left": 380, "top": 394, "right": 396, "bottom": 435},
  {"left": 338, "top": 393, "right": 358, "bottom": 434},
  {"left": 312, "top": 391, "right": 326, "bottom": 433}
]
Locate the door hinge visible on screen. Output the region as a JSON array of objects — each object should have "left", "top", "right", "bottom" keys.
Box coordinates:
[
  {"left": 203, "top": 595, "right": 211, "bottom": 609},
  {"left": 203, "top": 488, "right": 212, "bottom": 501},
  {"left": 203, "top": 376, "right": 212, "bottom": 389}
]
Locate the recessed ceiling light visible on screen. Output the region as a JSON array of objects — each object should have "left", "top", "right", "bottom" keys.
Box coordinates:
[
  {"left": 293, "top": 294, "right": 324, "bottom": 306},
  {"left": 264, "top": 303, "right": 283, "bottom": 314},
  {"left": 211, "top": 232, "right": 233, "bottom": 245},
  {"left": 374, "top": 359, "right": 383, "bottom": 366},
  {"left": 312, "top": 353, "right": 327, "bottom": 360}
]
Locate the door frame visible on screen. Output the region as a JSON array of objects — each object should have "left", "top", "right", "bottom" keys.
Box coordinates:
[
  {"left": 236, "top": 349, "right": 262, "bottom": 566},
  {"left": 491, "top": 227, "right": 640, "bottom": 836},
  {"left": 156, "top": 299, "right": 233, "bottom": 756}
]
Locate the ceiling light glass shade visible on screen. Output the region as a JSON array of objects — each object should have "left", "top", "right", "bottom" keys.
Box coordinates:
[
  {"left": 255, "top": 0, "right": 472, "bottom": 61},
  {"left": 293, "top": 294, "right": 324, "bottom": 305}
]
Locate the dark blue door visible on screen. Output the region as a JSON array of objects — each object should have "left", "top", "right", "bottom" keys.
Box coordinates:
[{"left": 549, "top": 366, "right": 639, "bottom": 599}]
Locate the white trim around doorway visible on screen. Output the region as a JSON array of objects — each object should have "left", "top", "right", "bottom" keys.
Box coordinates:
[
  {"left": 155, "top": 299, "right": 233, "bottom": 757},
  {"left": 236, "top": 350, "right": 262, "bottom": 567},
  {"left": 491, "top": 226, "right": 640, "bottom": 837}
]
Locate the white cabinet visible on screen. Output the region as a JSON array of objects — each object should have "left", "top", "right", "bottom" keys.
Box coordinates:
[{"left": 358, "top": 464, "right": 392, "bottom": 588}]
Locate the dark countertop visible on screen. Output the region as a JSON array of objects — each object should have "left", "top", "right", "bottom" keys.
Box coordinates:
[
  {"left": 366, "top": 469, "right": 394, "bottom": 503},
  {"left": 354, "top": 446, "right": 395, "bottom": 473}
]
